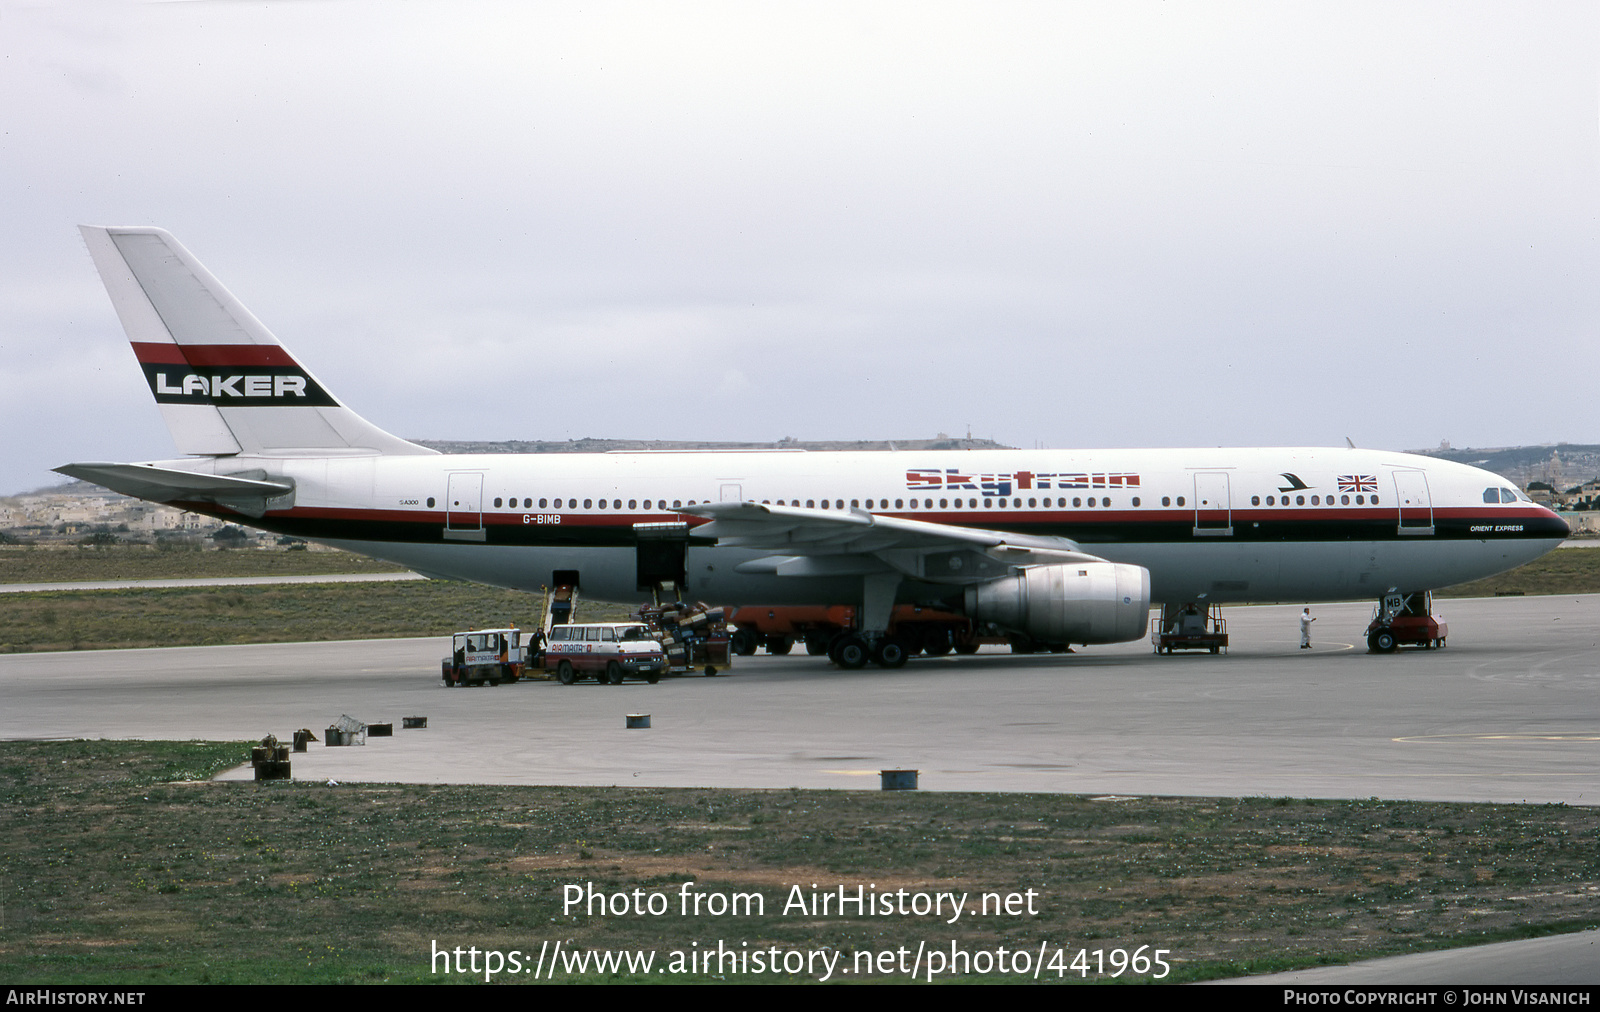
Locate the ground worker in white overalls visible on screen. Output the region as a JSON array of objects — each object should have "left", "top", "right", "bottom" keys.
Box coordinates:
[{"left": 1300, "top": 607, "right": 1316, "bottom": 649}]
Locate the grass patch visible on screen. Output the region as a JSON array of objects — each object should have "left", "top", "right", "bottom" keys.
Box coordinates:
[
  {"left": 0, "top": 544, "right": 406, "bottom": 584},
  {"left": 1, "top": 741, "right": 1597, "bottom": 984},
  {"left": 0, "top": 582, "right": 634, "bottom": 653},
  {"left": 1438, "top": 546, "right": 1600, "bottom": 598}
]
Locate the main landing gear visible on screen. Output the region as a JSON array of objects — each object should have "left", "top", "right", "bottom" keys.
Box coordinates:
[
  {"left": 827, "top": 632, "right": 911, "bottom": 670},
  {"left": 1365, "top": 591, "right": 1447, "bottom": 653}
]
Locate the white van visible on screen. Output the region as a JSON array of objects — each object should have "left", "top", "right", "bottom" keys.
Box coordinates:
[{"left": 544, "top": 623, "right": 667, "bottom": 685}]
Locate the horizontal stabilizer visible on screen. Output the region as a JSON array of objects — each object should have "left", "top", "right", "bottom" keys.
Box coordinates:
[{"left": 54, "top": 462, "right": 293, "bottom": 510}]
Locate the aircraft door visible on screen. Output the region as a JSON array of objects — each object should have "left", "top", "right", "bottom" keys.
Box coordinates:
[
  {"left": 635, "top": 521, "right": 689, "bottom": 592},
  {"left": 445, "top": 472, "right": 485, "bottom": 541},
  {"left": 1192, "top": 472, "right": 1233, "bottom": 536},
  {"left": 719, "top": 483, "right": 743, "bottom": 503},
  {"left": 1392, "top": 469, "right": 1434, "bottom": 535}
]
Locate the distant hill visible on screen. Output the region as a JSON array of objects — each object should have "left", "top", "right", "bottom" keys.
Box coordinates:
[
  {"left": 412, "top": 436, "right": 1015, "bottom": 454},
  {"left": 1413, "top": 444, "right": 1600, "bottom": 489}
]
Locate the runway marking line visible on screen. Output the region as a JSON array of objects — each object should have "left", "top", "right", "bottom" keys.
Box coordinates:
[{"left": 1394, "top": 733, "right": 1600, "bottom": 744}]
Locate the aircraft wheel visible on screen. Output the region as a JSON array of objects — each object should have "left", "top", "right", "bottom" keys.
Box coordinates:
[
  {"left": 607, "top": 661, "right": 625, "bottom": 685},
  {"left": 765, "top": 636, "right": 793, "bottom": 655},
  {"left": 873, "top": 638, "right": 909, "bottom": 669},
  {"left": 835, "top": 635, "right": 870, "bottom": 670},
  {"left": 805, "top": 635, "right": 830, "bottom": 656},
  {"left": 953, "top": 640, "right": 980, "bottom": 655},
  {"left": 730, "top": 629, "right": 759, "bottom": 656},
  {"left": 557, "top": 661, "right": 577, "bottom": 685},
  {"left": 924, "top": 638, "right": 952, "bottom": 657}
]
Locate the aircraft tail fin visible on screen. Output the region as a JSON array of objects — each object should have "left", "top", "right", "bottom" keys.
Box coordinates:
[{"left": 78, "top": 225, "right": 436, "bottom": 458}]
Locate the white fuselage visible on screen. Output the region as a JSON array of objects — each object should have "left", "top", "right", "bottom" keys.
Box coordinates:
[{"left": 157, "top": 445, "right": 1567, "bottom": 609}]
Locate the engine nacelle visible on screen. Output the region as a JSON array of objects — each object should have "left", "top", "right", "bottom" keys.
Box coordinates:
[{"left": 962, "top": 562, "right": 1151, "bottom": 645}]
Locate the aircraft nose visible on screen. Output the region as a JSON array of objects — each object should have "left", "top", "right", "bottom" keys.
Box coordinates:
[{"left": 1550, "top": 510, "right": 1572, "bottom": 538}]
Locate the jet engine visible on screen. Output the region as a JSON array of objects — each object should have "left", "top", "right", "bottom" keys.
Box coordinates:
[{"left": 962, "top": 562, "right": 1151, "bottom": 645}]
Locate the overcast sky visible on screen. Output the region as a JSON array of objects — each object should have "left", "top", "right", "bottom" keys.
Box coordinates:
[{"left": 3, "top": 1, "right": 1597, "bottom": 494}]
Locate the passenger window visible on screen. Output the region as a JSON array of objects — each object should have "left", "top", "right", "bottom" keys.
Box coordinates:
[
  {"left": 1251, "top": 496, "right": 1260, "bottom": 506},
  {"left": 851, "top": 499, "right": 859, "bottom": 508},
  {"left": 597, "top": 499, "right": 606, "bottom": 509},
  {"left": 584, "top": 499, "right": 593, "bottom": 509},
  {"left": 1266, "top": 496, "right": 1274, "bottom": 505},
  {"left": 1177, "top": 497, "right": 1185, "bottom": 507},
  {"left": 895, "top": 499, "right": 904, "bottom": 509},
  {"left": 836, "top": 500, "right": 844, "bottom": 509},
  {"left": 1074, "top": 498, "right": 1083, "bottom": 507},
  {"left": 1356, "top": 495, "right": 1364, "bottom": 505},
  {"left": 1371, "top": 495, "right": 1379, "bottom": 505},
  {"left": 494, "top": 497, "right": 502, "bottom": 508},
  {"left": 1132, "top": 497, "right": 1140, "bottom": 507},
  {"left": 1102, "top": 497, "right": 1110, "bottom": 507},
  {"left": 427, "top": 497, "right": 435, "bottom": 508},
  {"left": 1161, "top": 497, "right": 1170, "bottom": 507},
  {"left": 997, "top": 499, "right": 1006, "bottom": 509},
  {"left": 940, "top": 498, "right": 949, "bottom": 508},
  {"left": 1296, "top": 496, "right": 1304, "bottom": 505},
  {"left": 629, "top": 500, "right": 637, "bottom": 509},
  {"left": 983, "top": 498, "right": 992, "bottom": 508},
  {"left": 1086, "top": 497, "right": 1095, "bottom": 508},
  {"left": 602, "top": 628, "right": 615, "bottom": 641},
  {"left": 1311, "top": 496, "right": 1319, "bottom": 505},
  {"left": 673, "top": 500, "right": 682, "bottom": 509},
  {"left": 807, "top": 500, "right": 816, "bottom": 508},
  {"left": 1341, "top": 495, "right": 1349, "bottom": 505}
]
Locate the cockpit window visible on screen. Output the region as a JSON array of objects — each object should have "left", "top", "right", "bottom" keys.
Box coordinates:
[{"left": 1484, "top": 488, "right": 1499, "bottom": 504}]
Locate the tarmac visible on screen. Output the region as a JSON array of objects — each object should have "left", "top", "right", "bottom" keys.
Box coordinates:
[
  {"left": 4, "top": 592, "right": 1598, "bottom": 984},
  {"left": 3, "top": 594, "right": 1596, "bottom": 803}
]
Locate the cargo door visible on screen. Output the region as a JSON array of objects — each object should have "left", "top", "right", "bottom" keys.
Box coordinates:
[
  {"left": 1392, "top": 469, "right": 1434, "bottom": 535},
  {"left": 635, "top": 521, "right": 689, "bottom": 592},
  {"left": 444, "top": 472, "right": 485, "bottom": 541},
  {"left": 1192, "top": 471, "right": 1233, "bottom": 536}
]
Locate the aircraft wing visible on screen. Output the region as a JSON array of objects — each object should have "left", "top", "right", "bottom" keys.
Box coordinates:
[
  {"left": 682, "top": 501, "right": 1107, "bottom": 583},
  {"left": 54, "top": 462, "right": 294, "bottom": 516}
]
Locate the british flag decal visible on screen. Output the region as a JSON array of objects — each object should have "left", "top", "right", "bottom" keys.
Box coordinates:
[{"left": 1338, "top": 475, "right": 1378, "bottom": 493}]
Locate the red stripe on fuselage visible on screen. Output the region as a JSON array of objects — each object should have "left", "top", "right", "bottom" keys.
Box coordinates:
[
  {"left": 130, "top": 342, "right": 299, "bottom": 368},
  {"left": 171, "top": 502, "right": 1557, "bottom": 532}
]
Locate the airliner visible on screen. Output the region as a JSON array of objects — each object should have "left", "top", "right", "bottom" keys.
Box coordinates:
[{"left": 56, "top": 226, "right": 1570, "bottom": 666}]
